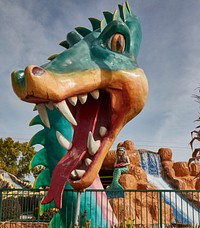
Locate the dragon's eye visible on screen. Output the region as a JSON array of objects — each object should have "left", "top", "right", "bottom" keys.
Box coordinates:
[{"left": 108, "top": 33, "right": 125, "bottom": 53}]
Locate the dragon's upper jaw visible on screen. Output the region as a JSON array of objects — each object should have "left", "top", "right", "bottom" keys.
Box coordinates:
[{"left": 11, "top": 66, "right": 148, "bottom": 191}]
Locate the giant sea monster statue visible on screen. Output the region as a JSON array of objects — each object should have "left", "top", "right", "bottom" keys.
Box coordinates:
[{"left": 11, "top": 2, "right": 148, "bottom": 227}]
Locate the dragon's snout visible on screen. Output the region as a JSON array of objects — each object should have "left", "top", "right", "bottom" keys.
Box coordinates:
[
  {"left": 12, "top": 65, "right": 62, "bottom": 103},
  {"left": 12, "top": 66, "right": 45, "bottom": 88}
]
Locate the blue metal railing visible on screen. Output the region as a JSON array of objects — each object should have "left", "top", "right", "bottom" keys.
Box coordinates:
[{"left": 0, "top": 189, "right": 199, "bottom": 227}]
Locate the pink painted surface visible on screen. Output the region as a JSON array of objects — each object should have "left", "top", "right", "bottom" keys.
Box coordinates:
[{"left": 90, "top": 176, "right": 118, "bottom": 227}]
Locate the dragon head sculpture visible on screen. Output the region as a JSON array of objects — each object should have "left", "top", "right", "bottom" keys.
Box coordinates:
[{"left": 11, "top": 2, "right": 148, "bottom": 208}]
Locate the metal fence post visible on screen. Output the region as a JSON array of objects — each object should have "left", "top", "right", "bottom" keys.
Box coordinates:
[
  {"left": 0, "top": 190, "right": 2, "bottom": 221},
  {"left": 159, "top": 191, "right": 162, "bottom": 228},
  {"left": 74, "top": 192, "right": 81, "bottom": 228}
]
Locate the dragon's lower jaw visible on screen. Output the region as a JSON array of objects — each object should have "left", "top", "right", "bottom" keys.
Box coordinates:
[{"left": 69, "top": 137, "right": 116, "bottom": 191}]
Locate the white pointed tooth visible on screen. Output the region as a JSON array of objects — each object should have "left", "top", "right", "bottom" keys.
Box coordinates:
[
  {"left": 99, "top": 126, "right": 108, "bottom": 137},
  {"left": 78, "top": 94, "right": 87, "bottom": 104},
  {"left": 73, "top": 180, "right": 81, "bottom": 184},
  {"left": 87, "top": 131, "right": 101, "bottom": 155},
  {"left": 56, "top": 131, "right": 72, "bottom": 150},
  {"left": 70, "top": 170, "right": 77, "bottom": 179},
  {"left": 54, "top": 100, "right": 77, "bottom": 126},
  {"left": 46, "top": 101, "right": 54, "bottom": 110},
  {"left": 36, "top": 104, "right": 50, "bottom": 128},
  {"left": 68, "top": 96, "right": 78, "bottom": 106},
  {"left": 90, "top": 90, "right": 99, "bottom": 100},
  {"left": 75, "top": 169, "right": 86, "bottom": 178},
  {"left": 85, "top": 158, "right": 92, "bottom": 166}
]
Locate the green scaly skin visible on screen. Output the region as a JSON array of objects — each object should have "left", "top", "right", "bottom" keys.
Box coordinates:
[{"left": 30, "top": 108, "right": 73, "bottom": 227}]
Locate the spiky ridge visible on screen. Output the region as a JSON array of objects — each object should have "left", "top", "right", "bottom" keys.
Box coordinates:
[
  {"left": 51, "top": 1, "right": 135, "bottom": 60},
  {"left": 29, "top": 106, "right": 73, "bottom": 227}
]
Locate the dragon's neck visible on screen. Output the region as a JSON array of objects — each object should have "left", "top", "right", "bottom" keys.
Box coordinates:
[{"left": 45, "top": 108, "right": 73, "bottom": 177}]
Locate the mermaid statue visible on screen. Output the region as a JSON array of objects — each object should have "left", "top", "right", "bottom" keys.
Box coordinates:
[{"left": 107, "top": 146, "right": 130, "bottom": 198}]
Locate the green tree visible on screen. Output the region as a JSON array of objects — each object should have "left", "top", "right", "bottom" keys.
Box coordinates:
[{"left": 0, "top": 137, "right": 36, "bottom": 180}]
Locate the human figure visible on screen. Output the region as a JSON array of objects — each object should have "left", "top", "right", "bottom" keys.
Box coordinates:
[{"left": 107, "top": 146, "right": 130, "bottom": 196}]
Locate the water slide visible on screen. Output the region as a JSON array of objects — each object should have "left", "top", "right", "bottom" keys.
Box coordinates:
[{"left": 139, "top": 152, "right": 200, "bottom": 225}]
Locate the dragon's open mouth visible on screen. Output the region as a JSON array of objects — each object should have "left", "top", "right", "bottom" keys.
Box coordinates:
[
  {"left": 68, "top": 90, "right": 111, "bottom": 181},
  {"left": 37, "top": 89, "right": 113, "bottom": 184}
]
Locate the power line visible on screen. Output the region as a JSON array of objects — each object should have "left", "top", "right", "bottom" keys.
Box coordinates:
[
  {"left": 135, "top": 144, "right": 191, "bottom": 151},
  {"left": 0, "top": 133, "right": 195, "bottom": 150}
]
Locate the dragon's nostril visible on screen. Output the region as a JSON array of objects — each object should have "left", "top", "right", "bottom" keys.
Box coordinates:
[{"left": 32, "top": 67, "right": 45, "bottom": 76}]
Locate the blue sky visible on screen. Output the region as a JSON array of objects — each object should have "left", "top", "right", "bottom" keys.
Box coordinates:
[{"left": 0, "top": 0, "right": 200, "bottom": 162}]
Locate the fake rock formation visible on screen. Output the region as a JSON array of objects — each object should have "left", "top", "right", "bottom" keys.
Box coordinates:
[{"left": 101, "top": 140, "right": 200, "bottom": 226}]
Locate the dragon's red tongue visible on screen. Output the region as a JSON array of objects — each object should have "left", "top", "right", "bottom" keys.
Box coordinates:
[
  {"left": 42, "top": 96, "right": 101, "bottom": 209},
  {"left": 42, "top": 148, "right": 85, "bottom": 208}
]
